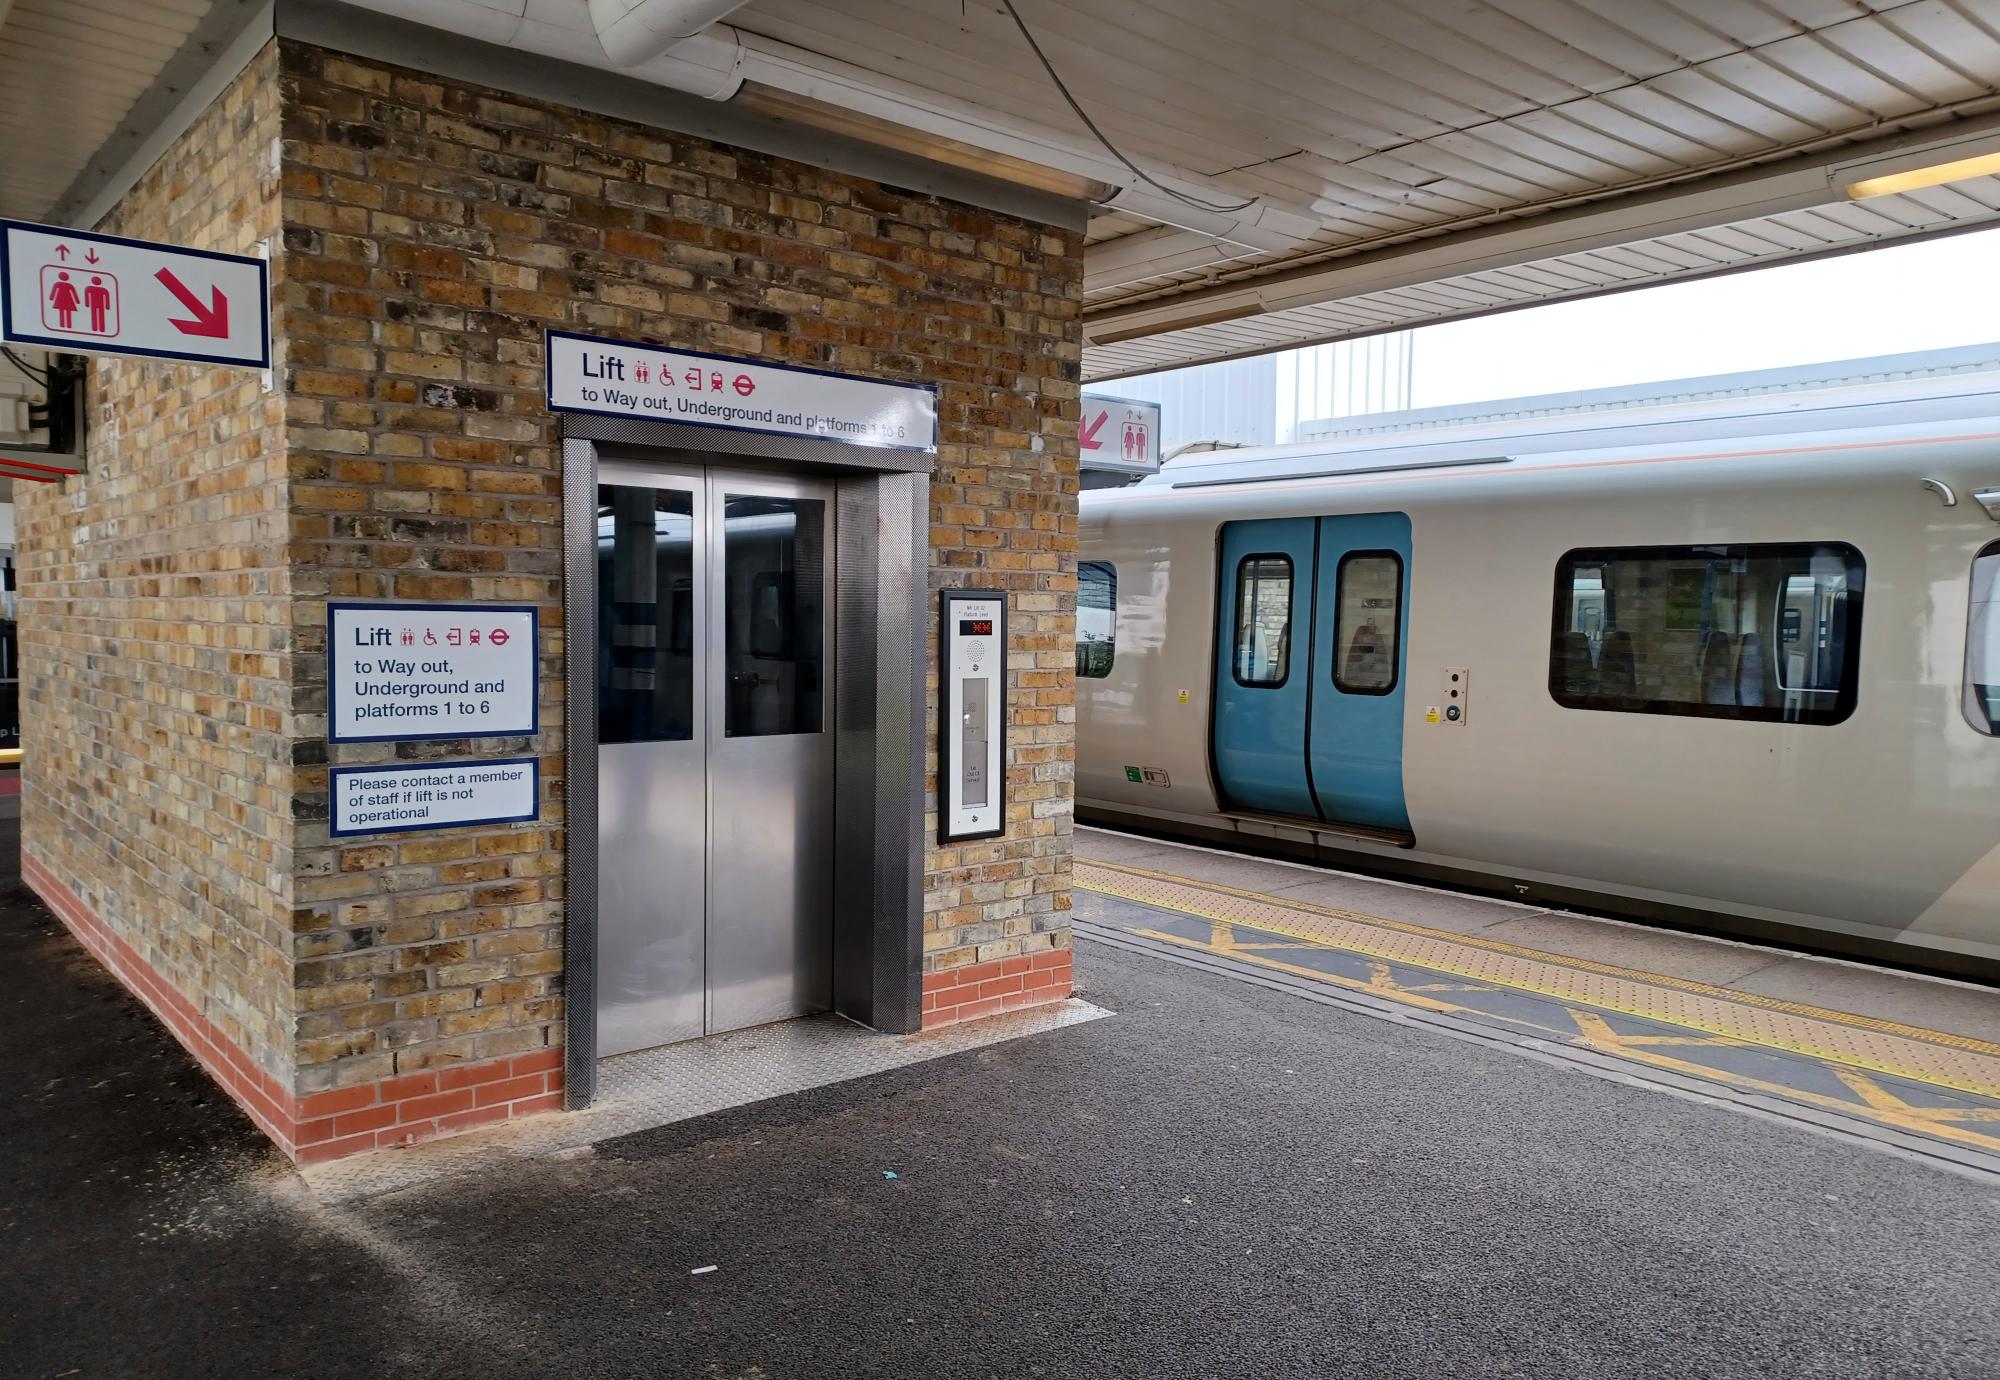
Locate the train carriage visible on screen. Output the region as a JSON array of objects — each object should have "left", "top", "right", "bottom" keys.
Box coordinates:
[{"left": 1076, "top": 374, "right": 2000, "bottom": 977}]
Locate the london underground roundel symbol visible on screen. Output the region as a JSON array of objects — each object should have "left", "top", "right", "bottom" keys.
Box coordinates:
[{"left": 488, "top": 628, "right": 510, "bottom": 647}]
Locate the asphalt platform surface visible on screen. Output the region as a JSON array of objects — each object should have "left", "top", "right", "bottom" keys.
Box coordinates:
[{"left": 5, "top": 817, "right": 1999, "bottom": 1379}]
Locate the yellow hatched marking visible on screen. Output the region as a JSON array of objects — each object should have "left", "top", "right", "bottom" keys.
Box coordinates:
[
  {"left": 1113, "top": 912, "right": 2000, "bottom": 1154},
  {"left": 1570, "top": 1014, "right": 2000, "bottom": 1155},
  {"left": 1080, "top": 859, "right": 2000, "bottom": 1099},
  {"left": 1127, "top": 927, "right": 1472, "bottom": 1020}
]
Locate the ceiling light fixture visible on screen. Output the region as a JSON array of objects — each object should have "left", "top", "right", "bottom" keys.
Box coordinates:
[{"left": 1844, "top": 148, "right": 2000, "bottom": 199}]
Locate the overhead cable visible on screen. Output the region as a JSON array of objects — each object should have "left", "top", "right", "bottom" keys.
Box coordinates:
[
  {"left": 1, "top": 347, "right": 49, "bottom": 387},
  {"left": 996, "top": 0, "right": 1261, "bottom": 216}
]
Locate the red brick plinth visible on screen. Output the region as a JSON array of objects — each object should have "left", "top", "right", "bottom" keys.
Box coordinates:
[
  {"left": 921, "top": 949, "right": 1074, "bottom": 1029},
  {"left": 24, "top": 852, "right": 563, "bottom": 1164}
]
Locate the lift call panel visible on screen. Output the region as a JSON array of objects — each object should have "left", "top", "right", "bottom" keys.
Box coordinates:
[{"left": 940, "top": 589, "right": 1006, "bottom": 843}]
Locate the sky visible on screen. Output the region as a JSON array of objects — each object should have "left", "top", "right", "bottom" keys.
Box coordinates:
[
  {"left": 1103, "top": 223, "right": 2000, "bottom": 444},
  {"left": 1405, "top": 224, "right": 2000, "bottom": 410}
]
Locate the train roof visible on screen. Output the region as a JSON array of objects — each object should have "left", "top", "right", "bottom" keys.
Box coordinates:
[{"left": 1121, "top": 351, "right": 2000, "bottom": 496}]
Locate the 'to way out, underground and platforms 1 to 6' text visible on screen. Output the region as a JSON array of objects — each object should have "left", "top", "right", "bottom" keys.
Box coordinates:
[{"left": 329, "top": 603, "right": 538, "bottom": 743}]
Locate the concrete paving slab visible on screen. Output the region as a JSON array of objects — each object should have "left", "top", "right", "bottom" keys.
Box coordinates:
[
  {"left": 1477, "top": 912, "right": 1784, "bottom": 987},
  {"left": 1078, "top": 829, "right": 1538, "bottom": 936},
  {"left": 1726, "top": 957, "right": 2000, "bottom": 1046},
  {"left": 1068, "top": 828, "right": 1190, "bottom": 866},
  {"left": 1268, "top": 875, "right": 1536, "bottom": 936},
  {"left": 1081, "top": 828, "right": 2000, "bottom": 1050}
]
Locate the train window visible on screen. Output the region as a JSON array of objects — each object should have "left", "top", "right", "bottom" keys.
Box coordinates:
[
  {"left": 1333, "top": 551, "right": 1401, "bottom": 694},
  {"left": 1965, "top": 542, "right": 2000, "bottom": 735},
  {"left": 1077, "top": 561, "right": 1117, "bottom": 679},
  {"left": 1549, "top": 543, "right": 1863, "bottom": 726},
  {"left": 1232, "top": 554, "right": 1293, "bottom": 687}
]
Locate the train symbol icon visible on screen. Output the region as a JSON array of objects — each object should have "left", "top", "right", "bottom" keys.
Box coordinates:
[{"left": 40, "top": 265, "right": 120, "bottom": 338}]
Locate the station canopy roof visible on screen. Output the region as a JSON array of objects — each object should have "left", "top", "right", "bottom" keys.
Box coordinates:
[{"left": 8, "top": 0, "right": 2000, "bottom": 382}]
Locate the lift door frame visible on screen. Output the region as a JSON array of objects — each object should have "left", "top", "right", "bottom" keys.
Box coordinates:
[{"left": 562, "top": 414, "right": 929, "bottom": 1108}]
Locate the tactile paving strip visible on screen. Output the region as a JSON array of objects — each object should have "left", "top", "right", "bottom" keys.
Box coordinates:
[{"left": 1077, "top": 858, "right": 2000, "bottom": 1098}]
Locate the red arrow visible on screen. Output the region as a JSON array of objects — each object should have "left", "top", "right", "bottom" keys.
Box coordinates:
[
  {"left": 155, "top": 267, "right": 229, "bottom": 338},
  {"left": 54, "top": 245, "right": 69, "bottom": 260},
  {"left": 84, "top": 249, "right": 100, "bottom": 265},
  {"left": 1079, "top": 410, "right": 1108, "bottom": 450}
]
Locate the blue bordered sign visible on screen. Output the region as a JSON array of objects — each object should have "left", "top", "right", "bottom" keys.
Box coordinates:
[
  {"left": 546, "top": 329, "right": 938, "bottom": 453},
  {"left": 329, "top": 602, "right": 539, "bottom": 743},
  {"left": 0, "top": 219, "right": 270, "bottom": 369},
  {"left": 330, "top": 757, "right": 540, "bottom": 838}
]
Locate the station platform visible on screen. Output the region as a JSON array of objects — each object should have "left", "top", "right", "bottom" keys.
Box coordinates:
[
  {"left": 10, "top": 817, "right": 2000, "bottom": 1378},
  {"left": 1076, "top": 826, "right": 2000, "bottom": 1175}
]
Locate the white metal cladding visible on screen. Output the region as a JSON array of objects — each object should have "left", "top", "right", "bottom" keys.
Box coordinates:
[{"left": 0, "top": 0, "right": 214, "bottom": 221}]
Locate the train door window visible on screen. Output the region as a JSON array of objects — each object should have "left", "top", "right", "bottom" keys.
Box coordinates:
[
  {"left": 1964, "top": 541, "right": 2000, "bottom": 734},
  {"left": 1232, "top": 554, "right": 1293, "bottom": 687},
  {"left": 1078, "top": 560, "right": 1117, "bottom": 679},
  {"left": 1548, "top": 543, "right": 1863, "bottom": 725},
  {"left": 1333, "top": 551, "right": 1401, "bottom": 694}
]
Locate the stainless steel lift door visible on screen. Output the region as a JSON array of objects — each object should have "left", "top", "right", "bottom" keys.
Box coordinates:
[
  {"left": 594, "top": 461, "right": 834, "bottom": 1057},
  {"left": 706, "top": 473, "right": 834, "bottom": 1033}
]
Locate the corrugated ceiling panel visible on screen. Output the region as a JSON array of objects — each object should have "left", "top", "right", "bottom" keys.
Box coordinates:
[
  {"left": 0, "top": 0, "right": 212, "bottom": 221},
  {"left": 735, "top": 0, "right": 2000, "bottom": 352},
  {"left": 1085, "top": 191, "right": 2000, "bottom": 381}
]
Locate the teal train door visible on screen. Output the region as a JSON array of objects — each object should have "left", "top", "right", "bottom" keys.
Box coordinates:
[
  {"left": 1212, "top": 517, "right": 1317, "bottom": 818},
  {"left": 1212, "top": 513, "right": 1411, "bottom": 832},
  {"left": 1309, "top": 513, "right": 1411, "bottom": 831}
]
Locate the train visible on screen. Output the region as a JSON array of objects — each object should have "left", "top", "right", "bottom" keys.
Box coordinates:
[{"left": 1075, "top": 368, "right": 2000, "bottom": 978}]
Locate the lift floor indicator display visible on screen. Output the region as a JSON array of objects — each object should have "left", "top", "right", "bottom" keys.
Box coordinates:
[{"left": 940, "top": 589, "right": 1006, "bottom": 843}]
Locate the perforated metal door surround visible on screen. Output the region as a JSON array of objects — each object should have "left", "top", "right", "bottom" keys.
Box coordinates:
[
  {"left": 302, "top": 1000, "right": 1110, "bottom": 1205},
  {"left": 563, "top": 436, "right": 602, "bottom": 1108},
  {"left": 832, "top": 471, "right": 927, "bottom": 1032},
  {"left": 563, "top": 422, "right": 930, "bottom": 1108}
]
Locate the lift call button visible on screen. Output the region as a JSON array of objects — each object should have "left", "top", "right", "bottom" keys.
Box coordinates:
[{"left": 941, "top": 589, "right": 1006, "bottom": 844}]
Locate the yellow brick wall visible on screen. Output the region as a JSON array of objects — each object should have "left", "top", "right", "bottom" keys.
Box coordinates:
[
  {"left": 280, "top": 42, "right": 1082, "bottom": 1096},
  {"left": 18, "top": 45, "right": 296, "bottom": 1084}
]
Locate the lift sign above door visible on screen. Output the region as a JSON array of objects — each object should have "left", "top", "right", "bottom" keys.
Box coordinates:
[{"left": 546, "top": 329, "right": 937, "bottom": 453}]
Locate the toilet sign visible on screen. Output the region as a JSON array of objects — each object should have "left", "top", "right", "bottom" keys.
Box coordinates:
[
  {"left": 0, "top": 219, "right": 270, "bottom": 369},
  {"left": 329, "top": 602, "right": 539, "bottom": 742},
  {"left": 1079, "top": 391, "right": 1162, "bottom": 474}
]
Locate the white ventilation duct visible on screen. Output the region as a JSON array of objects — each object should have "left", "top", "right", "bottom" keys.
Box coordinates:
[
  {"left": 335, "top": 0, "right": 1323, "bottom": 252},
  {"left": 589, "top": 0, "right": 749, "bottom": 65}
]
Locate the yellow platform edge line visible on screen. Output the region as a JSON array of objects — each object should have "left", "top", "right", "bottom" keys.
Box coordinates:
[
  {"left": 1078, "top": 867, "right": 2000, "bottom": 1100},
  {"left": 1078, "top": 857, "right": 2000, "bottom": 1060}
]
